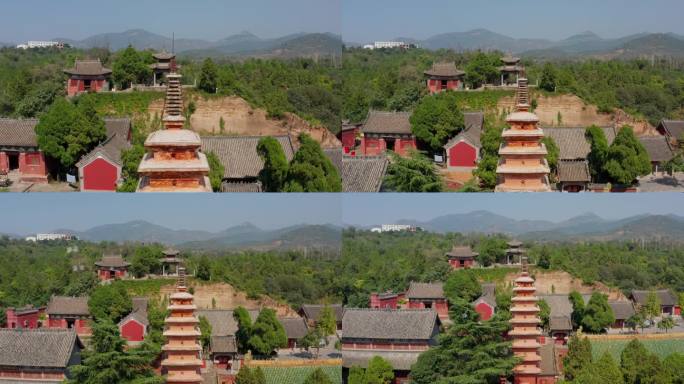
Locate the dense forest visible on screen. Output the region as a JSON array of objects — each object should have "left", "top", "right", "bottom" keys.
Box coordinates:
[{"left": 341, "top": 47, "right": 684, "bottom": 126}]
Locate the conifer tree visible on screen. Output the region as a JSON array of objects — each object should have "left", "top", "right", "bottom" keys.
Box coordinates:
[
  {"left": 563, "top": 333, "right": 593, "bottom": 381},
  {"left": 284, "top": 134, "right": 342, "bottom": 192},
  {"left": 247, "top": 308, "right": 287, "bottom": 356},
  {"left": 383, "top": 151, "right": 443, "bottom": 192},
  {"left": 257, "top": 136, "right": 289, "bottom": 192},
  {"left": 303, "top": 368, "right": 333, "bottom": 384},
  {"left": 581, "top": 292, "right": 615, "bottom": 333}
]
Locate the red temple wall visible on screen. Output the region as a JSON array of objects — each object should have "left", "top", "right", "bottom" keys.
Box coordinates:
[
  {"left": 48, "top": 317, "right": 91, "bottom": 335},
  {"left": 0, "top": 369, "right": 66, "bottom": 381},
  {"left": 369, "top": 294, "right": 399, "bottom": 309},
  {"left": 81, "top": 157, "right": 119, "bottom": 191},
  {"left": 475, "top": 302, "right": 494, "bottom": 321},
  {"left": 5, "top": 309, "right": 42, "bottom": 329},
  {"left": 449, "top": 258, "right": 475, "bottom": 269},
  {"left": 98, "top": 268, "right": 127, "bottom": 281},
  {"left": 340, "top": 129, "right": 358, "bottom": 150},
  {"left": 447, "top": 141, "right": 477, "bottom": 168},
  {"left": 427, "top": 79, "right": 461, "bottom": 94},
  {"left": 67, "top": 78, "right": 107, "bottom": 96},
  {"left": 120, "top": 319, "right": 145, "bottom": 342},
  {"left": 361, "top": 137, "right": 385, "bottom": 156},
  {"left": 0, "top": 151, "right": 48, "bottom": 182},
  {"left": 407, "top": 300, "right": 449, "bottom": 319}
]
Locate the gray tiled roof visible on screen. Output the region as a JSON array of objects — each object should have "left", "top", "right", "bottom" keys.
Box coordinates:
[
  {"left": 343, "top": 349, "right": 423, "bottom": 371},
  {"left": 446, "top": 245, "right": 478, "bottom": 259},
  {"left": 444, "top": 112, "right": 484, "bottom": 150},
  {"left": 639, "top": 136, "right": 674, "bottom": 163},
  {"left": 0, "top": 119, "right": 39, "bottom": 147},
  {"left": 544, "top": 126, "right": 616, "bottom": 160},
  {"left": 119, "top": 297, "right": 149, "bottom": 327},
  {"left": 324, "top": 148, "right": 343, "bottom": 172},
  {"left": 196, "top": 310, "right": 239, "bottom": 337},
  {"left": 64, "top": 60, "right": 112, "bottom": 76},
  {"left": 279, "top": 317, "right": 309, "bottom": 340},
  {"left": 76, "top": 118, "right": 132, "bottom": 168},
  {"left": 342, "top": 308, "right": 439, "bottom": 341},
  {"left": 424, "top": 62, "right": 465, "bottom": 78},
  {"left": 220, "top": 181, "right": 262, "bottom": 192},
  {"left": 549, "top": 316, "right": 572, "bottom": 331},
  {"left": 46, "top": 296, "right": 89, "bottom": 316},
  {"left": 609, "top": 301, "right": 635, "bottom": 320},
  {"left": 210, "top": 335, "right": 237, "bottom": 354},
  {"left": 0, "top": 328, "right": 82, "bottom": 368},
  {"left": 94, "top": 255, "right": 130, "bottom": 268},
  {"left": 631, "top": 289, "right": 678, "bottom": 306},
  {"left": 406, "top": 282, "right": 444, "bottom": 300},
  {"left": 539, "top": 342, "right": 560, "bottom": 376},
  {"left": 362, "top": 111, "right": 412, "bottom": 135},
  {"left": 538, "top": 295, "right": 573, "bottom": 318},
  {"left": 658, "top": 120, "right": 684, "bottom": 140},
  {"left": 201, "top": 136, "right": 295, "bottom": 179},
  {"left": 341, "top": 156, "right": 388, "bottom": 192},
  {"left": 300, "top": 304, "right": 344, "bottom": 323},
  {"left": 557, "top": 160, "right": 591, "bottom": 183}
]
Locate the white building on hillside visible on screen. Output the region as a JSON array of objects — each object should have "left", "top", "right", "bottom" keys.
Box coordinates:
[
  {"left": 364, "top": 41, "right": 410, "bottom": 50},
  {"left": 16, "top": 41, "right": 64, "bottom": 49}
]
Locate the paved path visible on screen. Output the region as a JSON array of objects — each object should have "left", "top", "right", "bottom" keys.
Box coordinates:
[{"left": 638, "top": 172, "right": 684, "bottom": 192}]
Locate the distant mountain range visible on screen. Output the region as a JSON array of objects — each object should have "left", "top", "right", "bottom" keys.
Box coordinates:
[
  {"left": 52, "top": 29, "right": 341, "bottom": 58},
  {"left": 45, "top": 220, "right": 341, "bottom": 250},
  {"left": 354, "top": 29, "right": 684, "bottom": 58},
  {"left": 360, "top": 211, "right": 684, "bottom": 242}
]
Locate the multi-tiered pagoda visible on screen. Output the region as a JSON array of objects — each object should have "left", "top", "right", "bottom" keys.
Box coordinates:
[
  {"left": 510, "top": 258, "right": 541, "bottom": 384},
  {"left": 161, "top": 267, "right": 202, "bottom": 383},
  {"left": 495, "top": 74, "right": 551, "bottom": 192},
  {"left": 137, "top": 61, "right": 211, "bottom": 192}
]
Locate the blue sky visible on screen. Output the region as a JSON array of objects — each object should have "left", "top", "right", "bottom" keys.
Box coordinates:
[
  {"left": 0, "top": 0, "right": 341, "bottom": 43},
  {"left": 0, "top": 194, "right": 342, "bottom": 234},
  {"left": 342, "top": 193, "right": 684, "bottom": 227},
  {"left": 342, "top": 0, "right": 684, "bottom": 42}
]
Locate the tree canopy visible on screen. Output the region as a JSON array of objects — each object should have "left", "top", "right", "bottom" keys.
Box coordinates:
[
  {"left": 383, "top": 151, "right": 444, "bottom": 192},
  {"left": 198, "top": 58, "right": 219, "bottom": 93},
  {"left": 409, "top": 91, "right": 464, "bottom": 151},
  {"left": 257, "top": 136, "right": 289, "bottom": 192},
  {"left": 283, "top": 134, "right": 342, "bottom": 192},
  {"left": 111, "top": 45, "right": 152, "bottom": 89},
  {"left": 247, "top": 308, "right": 287, "bottom": 356}
]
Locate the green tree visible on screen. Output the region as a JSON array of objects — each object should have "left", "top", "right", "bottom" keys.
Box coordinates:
[
  {"left": 538, "top": 299, "right": 551, "bottom": 331},
  {"left": 537, "top": 246, "right": 551, "bottom": 269},
  {"left": 233, "top": 306, "right": 253, "bottom": 354},
  {"left": 475, "top": 236, "right": 507, "bottom": 266},
  {"left": 465, "top": 52, "right": 500, "bottom": 88},
  {"left": 112, "top": 45, "right": 152, "bottom": 89},
  {"left": 662, "top": 353, "right": 684, "bottom": 384},
  {"left": 657, "top": 316, "right": 674, "bottom": 333},
  {"left": 563, "top": 333, "right": 593, "bottom": 381},
  {"left": 206, "top": 151, "right": 225, "bottom": 192},
  {"left": 117, "top": 144, "right": 145, "bottom": 192},
  {"left": 348, "top": 367, "right": 366, "bottom": 384},
  {"left": 303, "top": 368, "right": 333, "bottom": 384},
  {"left": 444, "top": 269, "right": 482, "bottom": 303},
  {"left": 621, "top": 339, "right": 668, "bottom": 384},
  {"left": 569, "top": 291, "right": 585, "bottom": 329},
  {"left": 626, "top": 312, "right": 647, "bottom": 333},
  {"left": 235, "top": 366, "right": 266, "bottom": 384},
  {"left": 198, "top": 58, "right": 219, "bottom": 93},
  {"left": 283, "top": 134, "right": 342, "bottom": 192},
  {"left": 410, "top": 299, "right": 516, "bottom": 384},
  {"left": 581, "top": 292, "right": 615, "bottom": 333},
  {"left": 298, "top": 327, "right": 324, "bottom": 358},
  {"left": 539, "top": 62, "right": 558, "bottom": 92},
  {"left": 383, "top": 151, "right": 443, "bottom": 192},
  {"left": 586, "top": 125, "right": 610, "bottom": 181},
  {"left": 574, "top": 352, "right": 623, "bottom": 384},
  {"left": 198, "top": 315, "right": 212, "bottom": 353},
  {"left": 257, "top": 136, "right": 289, "bottom": 192},
  {"left": 35, "top": 98, "right": 107, "bottom": 170},
  {"left": 318, "top": 304, "right": 337, "bottom": 337},
  {"left": 365, "top": 356, "right": 394, "bottom": 384},
  {"left": 474, "top": 122, "right": 504, "bottom": 190},
  {"left": 88, "top": 284, "right": 132, "bottom": 323},
  {"left": 604, "top": 126, "right": 651, "bottom": 185},
  {"left": 644, "top": 290, "right": 662, "bottom": 321},
  {"left": 247, "top": 308, "right": 287, "bottom": 356},
  {"left": 129, "top": 245, "right": 162, "bottom": 277},
  {"left": 409, "top": 91, "right": 464, "bottom": 151},
  {"left": 542, "top": 136, "right": 560, "bottom": 179},
  {"left": 196, "top": 256, "right": 211, "bottom": 281},
  {"left": 68, "top": 320, "right": 162, "bottom": 384}
]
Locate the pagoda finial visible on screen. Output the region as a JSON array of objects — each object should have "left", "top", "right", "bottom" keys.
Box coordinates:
[
  {"left": 177, "top": 266, "right": 187, "bottom": 290},
  {"left": 515, "top": 66, "right": 530, "bottom": 112}
]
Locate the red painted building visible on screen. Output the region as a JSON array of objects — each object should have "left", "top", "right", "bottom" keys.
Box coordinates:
[
  {"left": 76, "top": 118, "right": 131, "bottom": 192},
  {"left": 360, "top": 111, "right": 416, "bottom": 156},
  {"left": 339, "top": 122, "right": 361, "bottom": 153},
  {"left": 443, "top": 112, "right": 484, "bottom": 169},
  {"left": 406, "top": 282, "right": 449, "bottom": 322},
  {"left": 95, "top": 255, "right": 130, "bottom": 281},
  {"left": 46, "top": 296, "right": 91, "bottom": 336},
  {"left": 118, "top": 297, "right": 148, "bottom": 343},
  {"left": 0, "top": 119, "right": 49, "bottom": 183},
  {"left": 630, "top": 289, "right": 681, "bottom": 316},
  {"left": 424, "top": 62, "right": 465, "bottom": 94},
  {"left": 0, "top": 328, "right": 83, "bottom": 383},
  {"left": 446, "top": 245, "right": 478, "bottom": 270},
  {"left": 473, "top": 283, "right": 496, "bottom": 321},
  {"left": 64, "top": 60, "right": 112, "bottom": 96},
  {"left": 342, "top": 309, "right": 441, "bottom": 384},
  {"left": 369, "top": 291, "right": 405, "bottom": 309},
  {"left": 4, "top": 306, "right": 45, "bottom": 329}
]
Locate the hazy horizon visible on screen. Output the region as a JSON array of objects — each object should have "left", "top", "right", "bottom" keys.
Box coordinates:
[
  {"left": 0, "top": 0, "right": 341, "bottom": 43},
  {"left": 0, "top": 194, "right": 342, "bottom": 234},
  {"left": 342, "top": 194, "right": 684, "bottom": 227},
  {"left": 342, "top": 0, "right": 684, "bottom": 43}
]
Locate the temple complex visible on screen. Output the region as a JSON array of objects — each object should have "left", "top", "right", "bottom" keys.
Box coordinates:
[
  {"left": 137, "top": 60, "right": 211, "bottom": 192},
  {"left": 161, "top": 267, "right": 203, "bottom": 383},
  {"left": 424, "top": 62, "right": 465, "bottom": 94},
  {"left": 510, "top": 258, "right": 542, "bottom": 384},
  {"left": 495, "top": 74, "right": 551, "bottom": 192}
]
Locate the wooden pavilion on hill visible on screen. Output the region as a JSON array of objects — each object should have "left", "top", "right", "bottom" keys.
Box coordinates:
[
  {"left": 499, "top": 56, "right": 523, "bottom": 86},
  {"left": 64, "top": 59, "right": 112, "bottom": 96},
  {"left": 150, "top": 52, "right": 178, "bottom": 86}
]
